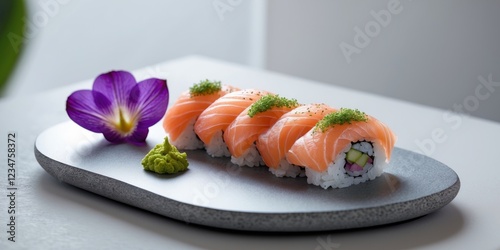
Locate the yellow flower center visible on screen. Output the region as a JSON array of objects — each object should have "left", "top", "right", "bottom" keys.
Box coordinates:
[{"left": 114, "top": 108, "right": 136, "bottom": 135}]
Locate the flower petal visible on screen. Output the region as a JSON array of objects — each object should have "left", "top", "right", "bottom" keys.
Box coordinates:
[
  {"left": 92, "top": 71, "right": 137, "bottom": 108},
  {"left": 66, "top": 70, "right": 168, "bottom": 146},
  {"left": 101, "top": 127, "right": 126, "bottom": 144},
  {"left": 129, "top": 78, "right": 169, "bottom": 127},
  {"left": 66, "top": 90, "right": 113, "bottom": 133},
  {"left": 125, "top": 127, "right": 149, "bottom": 146}
]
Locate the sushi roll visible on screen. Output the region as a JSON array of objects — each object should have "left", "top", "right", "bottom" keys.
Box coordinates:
[
  {"left": 194, "top": 89, "right": 270, "bottom": 157},
  {"left": 162, "top": 80, "right": 239, "bottom": 150},
  {"left": 224, "top": 94, "right": 299, "bottom": 167},
  {"left": 286, "top": 108, "right": 396, "bottom": 189},
  {"left": 257, "top": 103, "right": 336, "bottom": 177}
]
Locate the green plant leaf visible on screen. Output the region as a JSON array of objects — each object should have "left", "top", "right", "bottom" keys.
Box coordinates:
[{"left": 0, "top": 0, "right": 26, "bottom": 95}]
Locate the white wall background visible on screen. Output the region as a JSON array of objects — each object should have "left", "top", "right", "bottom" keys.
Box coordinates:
[
  {"left": 5, "top": 0, "right": 266, "bottom": 94},
  {"left": 4, "top": 0, "right": 500, "bottom": 122},
  {"left": 266, "top": 0, "right": 500, "bottom": 122}
]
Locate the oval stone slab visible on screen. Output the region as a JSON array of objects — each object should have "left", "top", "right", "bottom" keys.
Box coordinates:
[{"left": 35, "top": 122, "right": 460, "bottom": 232}]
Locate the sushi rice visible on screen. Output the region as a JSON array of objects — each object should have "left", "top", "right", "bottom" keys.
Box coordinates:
[
  {"left": 268, "top": 159, "right": 305, "bottom": 178},
  {"left": 230, "top": 144, "right": 264, "bottom": 167},
  {"left": 306, "top": 141, "right": 387, "bottom": 189},
  {"left": 169, "top": 119, "right": 204, "bottom": 150},
  {"left": 205, "top": 130, "right": 231, "bottom": 157}
]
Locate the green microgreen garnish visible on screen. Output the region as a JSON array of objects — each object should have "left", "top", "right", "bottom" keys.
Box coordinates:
[
  {"left": 315, "top": 108, "right": 368, "bottom": 132},
  {"left": 189, "top": 80, "right": 222, "bottom": 96},
  {"left": 247, "top": 94, "right": 299, "bottom": 118}
]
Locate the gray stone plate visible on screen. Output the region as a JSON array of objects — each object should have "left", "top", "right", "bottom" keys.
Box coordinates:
[{"left": 35, "top": 122, "right": 460, "bottom": 232}]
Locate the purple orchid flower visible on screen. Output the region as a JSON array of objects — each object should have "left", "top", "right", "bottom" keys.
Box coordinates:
[{"left": 66, "top": 70, "right": 169, "bottom": 145}]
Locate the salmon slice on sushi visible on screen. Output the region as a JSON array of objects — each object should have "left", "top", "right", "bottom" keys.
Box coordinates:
[
  {"left": 224, "top": 94, "right": 300, "bottom": 167},
  {"left": 286, "top": 108, "right": 397, "bottom": 189},
  {"left": 162, "top": 80, "right": 239, "bottom": 150},
  {"left": 256, "top": 103, "right": 336, "bottom": 177},
  {"left": 194, "top": 89, "right": 271, "bottom": 157}
]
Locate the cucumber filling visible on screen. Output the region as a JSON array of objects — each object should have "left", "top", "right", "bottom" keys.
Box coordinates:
[{"left": 344, "top": 141, "right": 374, "bottom": 177}]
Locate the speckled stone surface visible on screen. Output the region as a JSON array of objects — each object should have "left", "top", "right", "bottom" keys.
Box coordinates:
[{"left": 35, "top": 122, "right": 460, "bottom": 232}]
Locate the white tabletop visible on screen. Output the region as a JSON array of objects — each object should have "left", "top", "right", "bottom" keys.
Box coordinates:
[{"left": 1, "top": 56, "right": 498, "bottom": 249}]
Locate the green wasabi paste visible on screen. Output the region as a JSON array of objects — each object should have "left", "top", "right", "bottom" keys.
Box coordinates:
[
  {"left": 189, "top": 79, "right": 222, "bottom": 96},
  {"left": 141, "top": 137, "right": 189, "bottom": 174},
  {"left": 315, "top": 108, "right": 368, "bottom": 132},
  {"left": 247, "top": 94, "right": 299, "bottom": 118}
]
